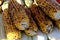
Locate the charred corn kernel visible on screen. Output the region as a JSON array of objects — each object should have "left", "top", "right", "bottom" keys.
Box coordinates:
[
  {"left": 24, "top": 8, "right": 38, "bottom": 36},
  {"left": 36, "top": 0, "right": 60, "bottom": 20},
  {"left": 8, "top": 0, "right": 29, "bottom": 30},
  {"left": 30, "top": 4, "right": 53, "bottom": 34},
  {"left": 2, "top": 9, "right": 21, "bottom": 40},
  {"left": 55, "top": 20, "right": 60, "bottom": 29}
]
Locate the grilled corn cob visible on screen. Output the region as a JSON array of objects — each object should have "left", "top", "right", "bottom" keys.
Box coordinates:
[
  {"left": 36, "top": 0, "right": 60, "bottom": 20},
  {"left": 24, "top": 8, "right": 38, "bottom": 36},
  {"left": 2, "top": 9, "right": 21, "bottom": 40},
  {"left": 30, "top": 4, "right": 53, "bottom": 34},
  {"left": 8, "top": 0, "right": 29, "bottom": 30},
  {"left": 55, "top": 20, "right": 60, "bottom": 29}
]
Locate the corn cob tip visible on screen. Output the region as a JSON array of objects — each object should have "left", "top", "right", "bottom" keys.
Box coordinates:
[
  {"left": 55, "top": 20, "right": 60, "bottom": 29},
  {"left": 45, "top": 24, "right": 53, "bottom": 34},
  {"left": 20, "top": 19, "right": 29, "bottom": 30},
  {"left": 54, "top": 10, "right": 60, "bottom": 20},
  {"left": 25, "top": 29, "right": 37, "bottom": 36}
]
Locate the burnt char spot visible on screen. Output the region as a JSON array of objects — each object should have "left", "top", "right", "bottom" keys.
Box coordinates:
[
  {"left": 26, "top": 28, "right": 29, "bottom": 30},
  {"left": 46, "top": 24, "right": 48, "bottom": 25},
  {"left": 22, "top": 17, "right": 25, "bottom": 19},
  {"left": 35, "top": 31, "right": 37, "bottom": 32},
  {"left": 30, "top": 18, "right": 32, "bottom": 20},
  {"left": 15, "top": 36, "right": 16, "bottom": 37},
  {"left": 21, "top": 23, "right": 25, "bottom": 25},
  {"left": 19, "top": 21, "right": 20, "bottom": 23},
  {"left": 50, "top": 24, "right": 52, "bottom": 26},
  {"left": 30, "top": 21, "right": 33, "bottom": 23},
  {"left": 58, "top": 19, "right": 60, "bottom": 21},
  {"left": 6, "top": 17, "right": 9, "bottom": 19},
  {"left": 38, "top": 17, "right": 39, "bottom": 18},
  {"left": 48, "top": 30, "right": 50, "bottom": 33},
  {"left": 28, "top": 33, "right": 30, "bottom": 34}
]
